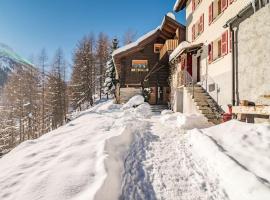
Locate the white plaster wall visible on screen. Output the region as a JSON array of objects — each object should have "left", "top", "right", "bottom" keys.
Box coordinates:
[
  {"left": 185, "top": 0, "right": 251, "bottom": 111},
  {"left": 172, "top": 88, "right": 184, "bottom": 112},
  {"left": 183, "top": 88, "right": 201, "bottom": 114},
  {"left": 237, "top": 4, "right": 270, "bottom": 105}
]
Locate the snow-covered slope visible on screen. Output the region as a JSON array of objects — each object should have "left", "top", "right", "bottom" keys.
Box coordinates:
[
  {"left": 1, "top": 97, "right": 270, "bottom": 200},
  {"left": 0, "top": 98, "right": 151, "bottom": 200},
  {"left": 0, "top": 43, "right": 33, "bottom": 86},
  {"left": 151, "top": 112, "right": 270, "bottom": 200},
  {"left": 187, "top": 121, "right": 270, "bottom": 200}
]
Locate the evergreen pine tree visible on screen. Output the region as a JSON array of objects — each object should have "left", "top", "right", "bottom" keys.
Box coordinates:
[{"left": 104, "top": 38, "right": 119, "bottom": 97}]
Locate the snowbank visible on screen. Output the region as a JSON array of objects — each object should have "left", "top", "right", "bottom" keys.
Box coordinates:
[
  {"left": 161, "top": 109, "right": 174, "bottom": 115},
  {"left": 122, "top": 95, "right": 145, "bottom": 110},
  {"left": 0, "top": 99, "right": 150, "bottom": 200},
  {"left": 187, "top": 120, "right": 270, "bottom": 200},
  {"left": 177, "top": 114, "right": 210, "bottom": 130},
  {"left": 134, "top": 103, "right": 152, "bottom": 118},
  {"left": 203, "top": 120, "right": 270, "bottom": 184},
  {"left": 160, "top": 111, "right": 210, "bottom": 129}
]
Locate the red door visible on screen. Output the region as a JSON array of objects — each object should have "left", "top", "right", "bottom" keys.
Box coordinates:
[{"left": 187, "top": 53, "right": 193, "bottom": 76}]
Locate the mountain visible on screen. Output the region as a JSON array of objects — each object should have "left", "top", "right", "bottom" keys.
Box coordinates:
[{"left": 0, "top": 43, "right": 33, "bottom": 87}]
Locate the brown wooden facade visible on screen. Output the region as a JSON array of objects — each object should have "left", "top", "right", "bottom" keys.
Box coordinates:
[{"left": 113, "top": 15, "right": 186, "bottom": 105}]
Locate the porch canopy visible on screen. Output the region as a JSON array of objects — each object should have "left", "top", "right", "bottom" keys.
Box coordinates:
[{"left": 169, "top": 41, "right": 203, "bottom": 63}]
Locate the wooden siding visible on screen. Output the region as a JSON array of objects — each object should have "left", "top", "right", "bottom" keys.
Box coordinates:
[{"left": 119, "top": 37, "right": 168, "bottom": 87}]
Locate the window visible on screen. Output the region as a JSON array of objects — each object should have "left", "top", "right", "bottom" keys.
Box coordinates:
[
  {"left": 154, "top": 44, "right": 163, "bottom": 53},
  {"left": 131, "top": 60, "right": 149, "bottom": 72},
  {"left": 192, "top": 0, "right": 203, "bottom": 12},
  {"left": 208, "top": 30, "right": 228, "bottom": 63},
  {"left": 209, "top": 0, "right": 228, "bottom": 25},
  {"left": 192, "top": 14, "right": 204, "bottom": 41}
]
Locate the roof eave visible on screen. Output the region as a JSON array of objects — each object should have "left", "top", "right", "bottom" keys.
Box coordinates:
[{"left": 174, "top": 0, "right": 186, "bottom": 12}]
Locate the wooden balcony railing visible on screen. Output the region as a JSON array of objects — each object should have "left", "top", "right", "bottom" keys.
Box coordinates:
[{"left": 159, "top": 39, "right": 179, "bottom": 60}]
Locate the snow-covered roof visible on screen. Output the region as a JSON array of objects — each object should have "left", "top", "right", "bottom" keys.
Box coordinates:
[
  {"left": 173, "top": 0, "right": 186, "bottom": 12},
  {"left": 169, "top": 41, "right": 190, "bottom": 61},
  {"left": 169, "top": 42, "right": 203, "bottom": 61},
  {"left": 112, "top": 26, "right": 161, "bottom": 57},
  {"left": 113, "top": 13, "right": 182, "bottom": 58}
]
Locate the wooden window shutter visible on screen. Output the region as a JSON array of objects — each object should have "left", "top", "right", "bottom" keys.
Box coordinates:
[
  {"left": 209, "top": 2, "right": 213, "bottom": 25},
  {"left": 221, "top": 0, "right": 228, "bottom": 12},
  {"left": 201, "top": 14, "right": 204, "bottom": 32},
  {"left": 199, "top": 16, "right": 202, "bottom": 33},
  {"left": 192, "top": 25, "right": 195, "bottom": 41},
  {"left": 208, "top": 42, "right": 213, "bottom": 63},
  {"left": 229, "top": 0, "right": 234, "bottom": 4},
  {"left": 221, "top": 30, "right": 228, "bottom": 56},
  {"left": 229, "top": 31, "right": 232, "bottom": 52},
  {"left": 192, "top": 0, "right": 195, "bottom": 12}
]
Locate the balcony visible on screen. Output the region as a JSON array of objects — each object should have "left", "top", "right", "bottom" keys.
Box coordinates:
[{"left": 159, "top": 39, "right": 179, "bottom": 60}]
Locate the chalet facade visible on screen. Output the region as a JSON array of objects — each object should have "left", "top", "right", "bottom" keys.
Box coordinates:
[
  {"left": 113, "top": 13, "right": 185, "bottom": 105},
  {"left": 170, "top": 0, "right": 260, "bottom": 114}
]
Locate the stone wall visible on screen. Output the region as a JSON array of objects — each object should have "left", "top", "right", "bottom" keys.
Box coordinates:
[{"left": 237, "top": 4, "right": 270, "bottom": 105}]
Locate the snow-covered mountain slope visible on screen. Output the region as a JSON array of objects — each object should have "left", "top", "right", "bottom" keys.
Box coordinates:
[{"left": 0, "top": 43, "right": 33, "bottom": 86}]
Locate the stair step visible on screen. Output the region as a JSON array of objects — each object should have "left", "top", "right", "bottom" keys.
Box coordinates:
[
  {"left": 186, "top": 87, "right": 205, "bottom": 92},
  {"left": 204, "top": 114, "right": 219, "bottom": 119},
  {"left": 197, "top": 105, "right": 212, "bottom": 110},
  {"left": 192, "top": 92, "right": 209, "bottom": 95},
  {"left": 195, "top": 102, "right": 209, "bottom": 107},
  {"left": 150, "top": 105, "right": 168, "bottom": 113},
  {"left": 200, "top": 109, "right": 215, "bottom": 115}
]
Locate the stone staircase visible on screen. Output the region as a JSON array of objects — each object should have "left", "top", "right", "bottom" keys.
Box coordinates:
[
  {"left": 186, "top": 85, "right": 224, "bottom": 124},
  {"left": 150, "top": 105, "right": 168, "bottom": 114}
]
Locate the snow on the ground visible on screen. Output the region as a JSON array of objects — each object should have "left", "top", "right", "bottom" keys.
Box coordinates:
[
  {"left": 142, "top": 115, "right": 229, "bottom": 200},
  {"left": 203, "top": 120, "right": 270, "bottom": 183},
  {"left": 1, "top": 95, "right": 270, "bottom": 200},
  {"left": 0, "top": 98, "right": 150, "bottom": 200},
  {"left": 143, "top": 112, "right": 270, "bottom": 200},
  {"left": 160, "top": 111, "right": 210, "bottom": 130}
]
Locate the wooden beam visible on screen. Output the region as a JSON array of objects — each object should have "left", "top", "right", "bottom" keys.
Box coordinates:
[
  {"left": 163, "top": 26, "right": 176, "bottom": 35},
  {"left": 232, "top": 106, "right": 270, "bottom": 115}
]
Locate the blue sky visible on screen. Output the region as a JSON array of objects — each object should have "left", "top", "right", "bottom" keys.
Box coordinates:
[{"left": 0, "top": 0, "right": 185, "bottom": 64}]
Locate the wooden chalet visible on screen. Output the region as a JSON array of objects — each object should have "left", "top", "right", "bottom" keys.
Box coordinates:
[{"left": 113, "top": 13, "right": 186, "bottom": 105}]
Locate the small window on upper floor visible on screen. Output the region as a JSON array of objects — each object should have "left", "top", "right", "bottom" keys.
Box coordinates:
[
  {"left": 192, "top": 14, "right": 204, "bottom": 41},
  {"left": 208, "top": 30, "right": 229, "bottom": 63},
  {"left": 209, "top": 0, "right": 228, "bottom": 25},
  {"left": 154, "top": 44, "right": 163, "bottom": 53},
  {"left": 192, "top": 0, "right": 203, "bottom": 12},
  {"left": 131, "top": 60, "right": 149, "bottom": 72}
]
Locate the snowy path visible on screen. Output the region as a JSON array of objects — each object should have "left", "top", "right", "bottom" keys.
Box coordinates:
[
  {"left": 1, "top": 99, "right": 270, "bottom": 200},
  {"left": 137, "top": 116, "right": 229, "bottom": 200}
]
